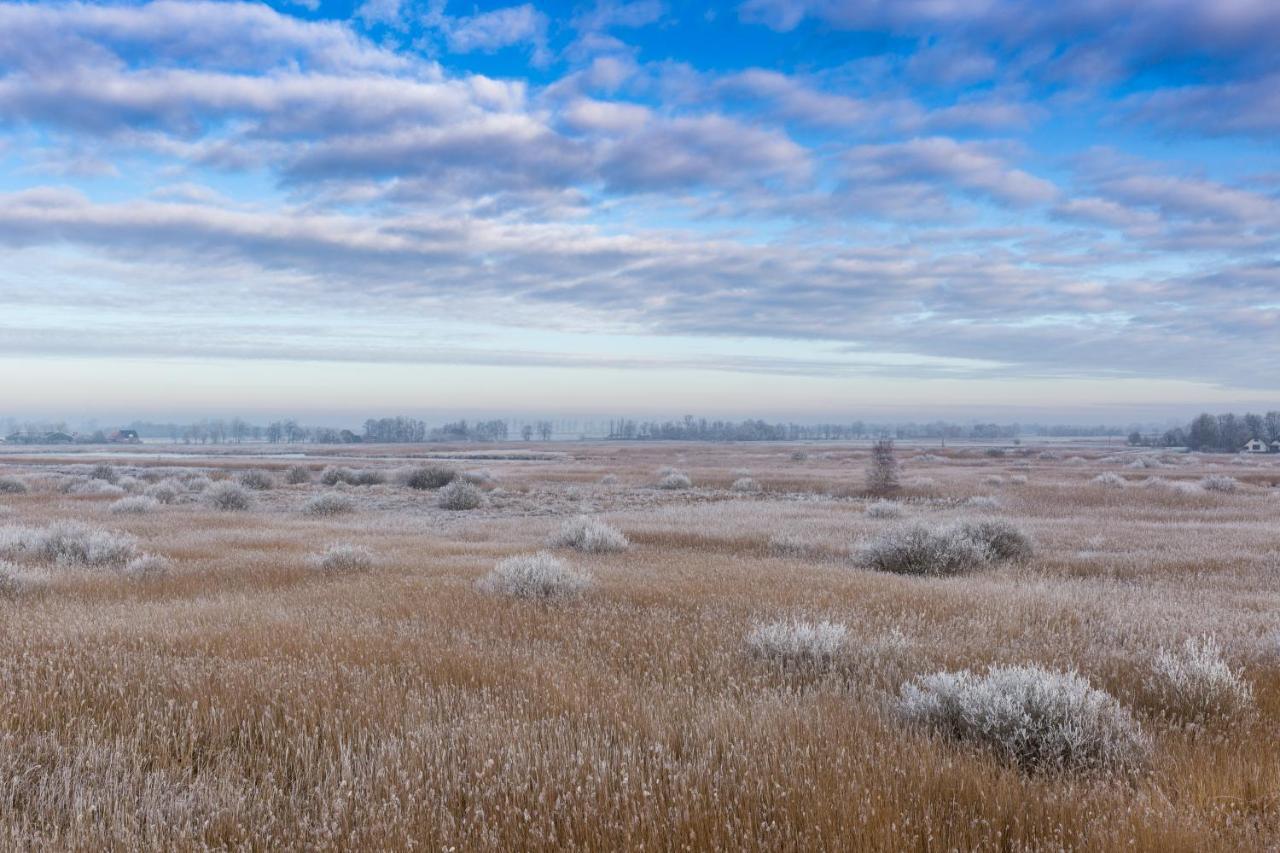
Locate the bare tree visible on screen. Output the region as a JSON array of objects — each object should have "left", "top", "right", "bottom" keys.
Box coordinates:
[{"left": 866, "top": 438, "right": 899, "bottom": 496}]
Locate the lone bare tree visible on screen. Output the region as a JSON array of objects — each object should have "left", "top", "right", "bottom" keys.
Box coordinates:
[{"left": 866, "top": 438, "right": 899, "bottom": 496}]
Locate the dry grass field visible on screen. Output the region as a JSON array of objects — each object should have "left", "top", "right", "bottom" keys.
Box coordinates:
[{"left": 0, "top": 441, "right": 1277, "bottom": 850}]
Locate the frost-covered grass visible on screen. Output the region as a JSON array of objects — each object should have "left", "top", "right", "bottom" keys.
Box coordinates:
[
  {"left": 437, "top": 480, "right": 484, "bottom": 510},
  {"left": 320, "top": 466, "right": 386, "bottom": 487},
  {"left": 1199, "top": 475, "right": 1239, "bottom": 494},
  {"left": 730, "top": 477, "right": 760, "bottom": 493},
  {"left": 311, "top": 543, "right": 375, "bottom": 573},
  {"left": 109, "top": 496, "right": 159, "bottom": 515},
  {"left": 745, "top": 619, "right": 847, "bottom": 669},
  {"left": 1092, "top": 472, "right": 1127, "bottom": 489},
  {"left": 0, "top": 560, "right": 48, "bottom": 596},
  {"left": 955, "top": 518, "right": 1034, "bottom": 563},
  {"left": 477, "top": 552, "right": 591, "bottom": 600},
  {"left": 898, "top": 665, "right": 1151, "bottom": 775},
  {"left": 657, "top": 471, "right": 692, "bottom": 490},
  {"left": 143, "top": 481, "right": 181, "bottom": 504},
  {"left": 284, "top": 465, "right": 313, "bottom": 485},
  {"left": 205, "top": 482, "right": 252, "bottom": 511},
  {"left": 302, "top": 492, "right": 356, "bottom": 517},
  {"left": 1145, "top": 635, "right": 1254, "bottom": 722},
  {"left": 550, "top": 516, "right": 629, "bottom": 553},
  {"left": 0, "top": 521, "right": 138, "bottom": 569},
  {"left": 865, "top": 500, "right": 902, "bottom": 519}
]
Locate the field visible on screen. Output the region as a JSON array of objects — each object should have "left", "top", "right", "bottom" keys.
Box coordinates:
[{"left": 0, "top": 441, "right": 1277, "bottom": 850}]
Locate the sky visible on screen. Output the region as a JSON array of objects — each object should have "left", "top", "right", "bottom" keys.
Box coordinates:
[{"left": 1, "top": 0, "right": 1278, "bottom": 423}]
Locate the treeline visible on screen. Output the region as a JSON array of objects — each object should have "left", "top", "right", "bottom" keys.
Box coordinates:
[
  {"left": 1138, "top": 411, "right": 1280, "bottom": 452},
  {"left": 605, "top": 417, "right": 1124, "bottom": 442}
]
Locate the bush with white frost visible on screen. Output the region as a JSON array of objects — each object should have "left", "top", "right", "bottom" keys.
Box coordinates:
[
  {"left": 437, "top": 480, "right": 484, "bottom": 510},
  {"left": 865, "top": 500, "right": 903, "bottom": 519},
  {"left": 857, "top": 523, "right": 992, "bottom": 576},
  {"left": 109, "top": 496, "right": 158, "bottom": 515},
  {"left": 550, "top": 515, "right": 629, "bottom": 553},
  {"left": 401, "top": 465, "right": 457, "bottom": 490},
  {"left": 63, "top": 478, "right": 126, "bottom": 497},
  {"left": 746, "top": 619, "right": 847, "bottom": 669},
  {"left": 302, "top": 492, "right": 356, "bottom": 517},
  {"left": 123, "top": 553, "right": 170, "bottom": 579},
  {"left": 311, "top": 543, "right": 374, "bottom": 573},
  {"left": 205, "top": 481, "right": 252, "bottom": 511},
  {"left": 144, "top": 481, "right": 181, "bottom": 504},
  {"left": 964, "top": 496, "right": 1001, "bottom": 510},
  {"left": 1199, "top": 475, "right": 1239, "bottom": 494},
  {"left": 657, "top": 471, "right": 692, "bottom": 490},
  {"left": 89, "top": 463, "right": 117, "bottom": 483},
  {"left": 955, "top": 518, "right": 1034, "bottom": 564},
  {"left": 238, "top": 469, "right": 274, "bottom": 490},
  {"left": 1092, "top": 472, "right": 1127, "bottom": 489},
  {"left": 0, "top": 476, "right": 28, "bottom": 495},
  {"left": 477, "top": 552, "right": 591, "bottom": 600},
  {"left": 1146, "top": 635, "right": 1254, "bottom": 722},
  {"left": 730, "top": 477, "right": 760, "bottom": 493},
  {"left": 898, "top": 665, "right": 1151, "bottom": 774},
  {"left": 0, "top": 560, "right": 47, "bottom": 596},
  {"left": 0, "top": 521, "right": 138, "bottom": 569},
  {"left": 284, "top": 464, "right": 312, "bottom": 485},
  {"left": 321, "top": 466, "right": 386, "bottom": 487}
]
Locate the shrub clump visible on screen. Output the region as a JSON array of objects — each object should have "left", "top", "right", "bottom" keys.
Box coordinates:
[
  {"left": 302, "top": 492, "right": 356, "bottom": 517},
  {"left": 284, "top": 464, "right": 313, "bottom": 485},
  {"left": 109, "top": 496, "right": 159, "bottom": 515},
  {"left": 144, "top": 481, "right": 181, "bottom": 504},
  {"left": 321, "top": 466, "right": 387, "bottom": 487},
  {"left": 89, "top": 463, "right": 117, "bottom": 483},
  {"left": 477, "top": 551, "right": 591, "bottom": 600},
  {"left": 1146, "top": 635, "right": 1254, "bottom": 722},
  {"left": 955, "top": 518, "right": 1034, "bottom": 564},
  {"left": 1092, "top": 472, "right": 1127, "bottom": 489},
  {"left": 437, "top": 480, "right": 484, "bottom": 510},
  {"left": 0, "top": 561, "right": 48, "bottom": 596},
  {"left": 657, "top": 471, "right": 692, "bottom": 490},
  {"left": 0, "top": 476, "right": 28, "bottom": 495},
  {"left": 0, "top": 521, "right": 138, "bottom": 568},
  {"left": 746, "top": 619, "right": 847, "bottom": 670},
  {"left": 205, "top": 481, "right": 252, "bottom": 512},
  {"left": 898, "top": 665, "right": 1151, "bottom": 775},
  {"left": 122, "top": 554, "right": 171, "bottom": 579},
  {"left": 857, "top": 523, "right": 991, "bottom": 576},
  {"left": 865, "top": 500, "right": 903, "bottom": 519},
  {"left": 238, "top": 469, "right": 275, "bottom": 490},
  {"left": 1199, "top": 475, "right": 1239, "bottom": 494},
  {"left": 550, "top": 515, "right": 629, "bottom": 553},
  {"left": 402, "top": 465, "right": 457, "bottom": 490},
  {"left": 730, "top": 477, "right": 760, "bottom": 493},
  {"left": 311, "top": 543, "right": 375, "bottom": 573}
]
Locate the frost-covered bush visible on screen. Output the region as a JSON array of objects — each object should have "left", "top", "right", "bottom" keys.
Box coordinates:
[
  {"left": 123, "top": 553, "right": 171, "bottom": 579},
  {"left": 730, "top": 477, "right": 760, "bottom": 493},
  {"left": 302, "top": 492, "right": 356, "bottom": 517},
  {"left": 437, "top": 480, "right": 484, "bottom": 510},
  {"left": 205, "top": 481, "right": 252, "bottom": 511},
  {"left": 477, "top": 552, "right": 591, "bottom": 600},
  {"left": 550, "top": 515, "right": 629, "bottom": 553},
  {"left": 284, "top": 464, "right": 312, "bottom": 485},
  {"left": 109, "top": 496, "right": 158, "bottom": 515},
  {"left": 63, "top": 478, "right": 126, "bottom": 497},
  {"left": 401, "top": 465, "right": 457, "bottom": 490},
  {"left": 898, "top": 665, "right": 1151, "bottom": 775},
  {"left": 320, "top": 466, "right": 382, "bottom": 486},
  {"left": 459, "top": 469, "right": 494, "bottom": 486},
  {"left": 657, "top": 471, "right": 692, "bottom": 490},
  {"left": 0, "top": 476, "right": 28, "bottom": 495},
  {"left": 1146, "top": 635, "right": 1254, "bottom": 722},
  {"left": 0, "top": 521, "right": 138, "bottom": 568},
  {"left": 857, "top": 524, "right": 991, "bottom": 576},
  {"left": 89, "top": 463, "right": 117, "bottom": 483},
  {"left": 144, "top": 481, "right": 181, "bottom": 504},
  {"left": 745, "top": 619, "right": 847, "bottom": 669},
  {"left": 311, "top": 543, "right": 375, "bottom": 573},
  {"left": 117, "top": 476, "right": 143, "bottom": 493},
  {"left": 964, "top": 496, "right": 1001, "bottom": 511},
  {"left": 1199, "top": 475, "right": 1239, "bottom": 494},
  {"left": 238, "top": 469, "right": 275, "bottom": 490},
  {"left": 185, "top": 476, "right": 212, "bottom": 493},
  {"left": 955, "top": 518, "right": 1034, "bottom": 564},
  {"left": 0, "top": 561, "right": 47, "bottom": 596},
  {"left": 1092, "top": 472, "right": 1127, "bottom": 489},
  {"left": 865, "top": 500, "right": 903, "bottom": 519}
]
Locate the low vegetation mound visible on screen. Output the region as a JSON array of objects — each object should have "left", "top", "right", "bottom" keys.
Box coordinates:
[
  {"left": 550, "top": 516, "right": 629, "bottom": 553},
  {"left": 437, "top": 480, "right": 484, "bottom": 510},
  {"left": 865, "top": 500, "right": 902, "bottom": 519},
  {"left": 657, "top": 471, "right": 692, "bottom": 490},
  {"left": 955, "top": 518, "right": 1034, "bottom": 563},
  {"left": 143, "top": 481, "right": 181, "bottom": 504},
  {"left": 0, "top": 521, "right": 138, "bottom": 569},
  {"left": 477, "top": 552, "right": 591, "bottom": 600},
  {"left": 1199, "top": 475, "right": 1239, "bottom": 494},
  {"left": 284, "top": 465, "right": 312, "bottom": 485},
  {"left": 1092, "top": 472, "right": 1127, "bottom": 489},
  {"left": 238, "top": 470, "right": 275, "bottom": 490},
  {"left": 858, "top": 524, "right": 990, "bottom": 576},
  {"left": 320, "top": 466, "right": 386, "bottom": 487},
  {"left": 401, "top": 465, "right": 457, "bottom": 490},
  {"left": 205, "top": 482, "right": 252, "bottom": 511},
  {"left": 745, "top": 619, "right": 847, "bottom": 669},
  {"left": 302, "top": 492, "right": 356, "bottom": 517},
  {"left": 730, "top": 477, "right": 760, "bottom": 493},
  {"left": 0, "top": 560, "right": 48, "bottom": 596},
  {"left": 1146, "top": 635, "right": 1254, "bottom": 722},
  {"left": 311, "top": 543, "right": 375, "bottom": 573},
  {"left": 0, "top": 476, "right": 28, "bottom": 495},
  {"left": 109, "top": 496, "right": 159, "bottom": 515},
  {"left": 898, "top": 665, "right": 1151, "bottom": 775}
]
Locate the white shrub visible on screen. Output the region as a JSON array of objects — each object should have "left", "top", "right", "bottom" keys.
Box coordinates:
[
  {"left": 0, "top": 561, "right": 48, "bottom": 596},
  {"left": 954, "top": 518, "right": 1034, "bottom": 563},
  {"left": 302, "top": 492, "right": 356, "bottom": 517},
  {"left": 144, "top": 481, "right": 181, "bottom": 504},
  {"left": 0, "top": 521, "right": 138, "bottom": 569},
  {"left": 857, "top": 523, "right": 991, "bottom": 576},
  {"left": 1009, "top": 474, "right": 1028, "bottom": 485},
  {"left": 109, "top": 496, "right": 158, "bottom": 515},
  {"left": 321, "top": 466, "right": 386, "bottom": 487},
  {"left": 284, "top": 464, "right": 313, "bottom": 485},
  {"left": 865, "top": 500, "right": 903, "bottom": 519},
  {"left": 238, "top": 469, "right": 275, "bottom": 490},
  {"left": 1092, "top": 472, "right": 1127, "bottom": 489},
  {"left": 123, "top": 554, "right": 171, "bottom": 579},
  {"left": 311, "top": 543, "right": 375, "bottom": 573},
  {"left": 550, "top": 515, "right": 629, "bottom": 553},
  {"left": 477, "top": 552, "right": 591, "bottom": 600},
  {"left": 1146, "top": 635, "right": 1254, "bottom": 722},
  {"left": 730, "top": 477, "right": 760, "bottom": 493},
  {"left": 437, "top": 480, "right": 484, "bottom": 510},
  {"left": 745, "top": 619, "right": 847, "bottom": 669},
  {"left": 400, "top": 465, "right": 456, "bottom": 490},
  {"left": 1199, "top": 475, "right": 1240, "bottom": 494},
  {"left": 205, "top": 481, "right": 252, "bottom": 511},
  {"left": 63, "top": 478, "right": 126, "bottom": 497},
  {"left": 898, "top": 665, "right": 1151, "bottom": 775},
  {"left": 964, "top": 496, "right": 1001, "bottom": 510},
  {"left": 0, "top": 476, "right": 28, "bottom": 495},
  {"left": 89, "top": 463, "right": 117, "bottom": 483},
  {"left": 185, "top": 476, "right": 212, "bottom": 492},
  {"left": 658, "top": 471, "right": 692, "bottom": 490}
]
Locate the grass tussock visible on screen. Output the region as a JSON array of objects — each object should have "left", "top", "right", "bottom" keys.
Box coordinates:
[
  {"left": 477, "top": 552, "right": 591, "bottom": 599},
  {"left": 311, "top": 543, "right": 375, "bottom": 573},
  {"left": 549, "top": 515, "right": 629, "bottom": 553},
  {"left": 109, "top": 496, "right": 159, "bottom": 515},
  {"left": 1145, "top": 635, "right": 1255, "bottom": 722},
  {"left": 745, "top": 619, "right": 847, "bottom": 670},
  {"left": 302, "top": 492, "right": 356, "bottom": 517},
  {"left": 0, "top": 521, "right": 137, "bottom": 569}
]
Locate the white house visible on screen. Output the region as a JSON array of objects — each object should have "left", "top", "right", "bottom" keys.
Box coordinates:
[{"left": 1242, "top": 438, "right": 1268, "bottom": 453}]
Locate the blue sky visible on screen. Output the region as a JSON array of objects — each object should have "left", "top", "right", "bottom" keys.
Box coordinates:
[{"left": 1, "top": 0, "right": 1278, "bottom": 422}]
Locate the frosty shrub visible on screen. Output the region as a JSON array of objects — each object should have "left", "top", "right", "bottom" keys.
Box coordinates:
[
  {"left": 1092, "top": 473, "right": 1127, "bottom": 489},
  {"left": 964, "top": 496, "right": 1001, "bottom": 511},
  {"left": 767, "top": 532, "right": 824, "bottom": 559},
  {"left": 205, "top": 482, "right": 252, "bottom": 511},
  {"left": 745, "top": 619, "right": 847, "bottom": 669},
  {"left": 0, "top": 561, "right": 47, "bottom": 596},
  {"left": 122, "top": 554, "right": 171, "bottom": 579},
  {"left": 1146, "top": 635, "right": 1254, "bottom": 722},
  {"left": 311, "top": 543, "right": 375, "bottom": 573},
  {"left": 238, "top": 470, "right": 275, "bottom": 491},
  {"left": 117, "top": 476, "right": 143, "bottom": 493},
  {"left": 865, "top": 500, "right": 903, "bottom": 519},
  {"left": 109, "top": 496, "right": 158, "bottom": 515},
  {"left": 63, "top": 478, "right": 126, "bottom": 497},
  {"left": 459, "top": 469, "right": 494, "bottom": 486},
  {"left": 731, "top": 477, "right": 760, "bottom": 493},
  {"left": 0, "top": 521, "right": 138, "bottom": 569},
  {"left": 437, "top": 480, "right": 484, "bottom": 510},
  {"left": 89, "top": 463, "right": 117, "bottom": 483},
  {"left": 320, "top": 466, "right": 382, "bottom": 486},
  {"left": 898, "top": 665, "right": 1151, "bottom": 775},
  {"left": 0, "top": 476, "right": 28, "bottom": 495},
  {"left": 866, "top": 439, "right": 900, "bottom": 496},
  {"left": 857, "top": 524, "right": 991, "bottom": 576},
  {"left": 477, "top": 552, "right": 591, "bottom": 600},
  {"left": 185, "top": 476, "right": 212, "bottom": 492},
  {"left": 955, "top": 518, "right": 1034, "bottom": 564},
  {"left": 401, "top": 465, "right": 456, "bottom": 490},
  {"left": 550, "top": 515, "right": 629, "bottom": 553},
  {"left": 1199, "top": 475, "right": 1239, "bottom": 494},
  {"left": 657, "top": 471, "right": 692, "bottom": 490},
  {"left": 790, "top": 451, "right": 808, "bottom": 461},
  {"left": 302, "top": 492, "right": 356, "bottom": 517},
  {"left": 284, "top": 464, "right": 312, "bottom": 485},
  {"left": 144, "top": 481, "right": 180, "bottom": 504}
]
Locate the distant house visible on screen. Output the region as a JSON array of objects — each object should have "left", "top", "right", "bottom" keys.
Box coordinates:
[
  {"left": 1242, "top": 439, "right": 1268, "bottom": 453},
  {"left": 107, "top": 429, "right": 141, "bottom": 444}
]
